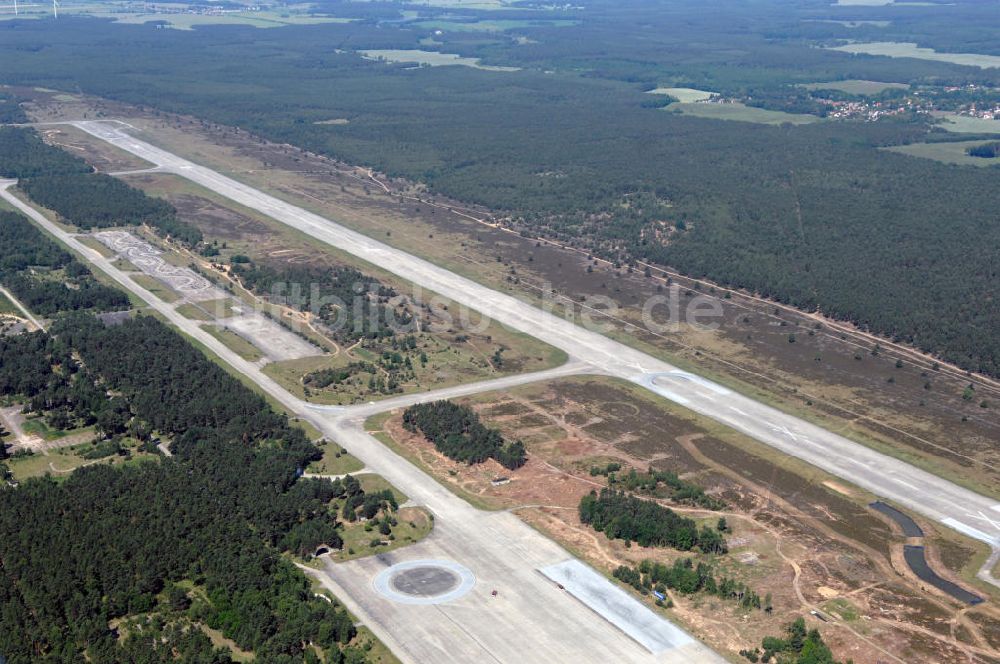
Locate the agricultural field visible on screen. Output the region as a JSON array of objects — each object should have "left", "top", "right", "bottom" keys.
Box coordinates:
[
  {"left": 111, "top": 12, "right": 355, "bottom": 30},
  {"left": 665, "top": 102, "right": 822, "bottom": 125},
  {"left": 800, "top": 79, "right": 910, "bottom": 95},
  {"left": 646, "top": 87, "right": 715, "bottom": 102},
  {"left": 934, "top": 113, "right": 1000, "bottom": 134},
  {"left": 884, "top": 139, "right": 1000, "bottom": 166},
  {"left": 0, "top": 0, "right": 355, "bottom": 30},
  {"left": 369, "top": 376, "right": 1000, "bottom": 663},
  {"left": 394, "top": 0, "right": 519, "bottom": 9},
  {"left": 412, "top": 19, "right": 578, "bottom": 32},
  {"left": 359, "top": 49, "right": 520, "bottom": 71},
  {"left": 829, "top": 42, "right": 1000, "bottom": 69}
]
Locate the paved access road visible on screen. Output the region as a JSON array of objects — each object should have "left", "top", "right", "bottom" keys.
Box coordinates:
[{"left": 69, "top": 121, "right": 1000, "bottom": 573}]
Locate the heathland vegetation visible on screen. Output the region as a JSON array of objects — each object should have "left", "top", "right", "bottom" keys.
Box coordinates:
[
  {"left": 604, "top": 466, "right": 726, "bottom": 511},
  {"left": 2, "top": 10, "right": 999, "bottom": 375}
]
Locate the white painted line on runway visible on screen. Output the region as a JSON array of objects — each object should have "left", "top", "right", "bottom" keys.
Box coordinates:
[
  {"left": 664, "top": 370, "right": 731, "bottom": 395},
  {"left": 941, "top": 518, "right": 998, "bottom": 545}
]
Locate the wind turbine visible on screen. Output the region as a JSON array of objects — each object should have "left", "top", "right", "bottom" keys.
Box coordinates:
[{"left": 51, "top": 0, "right": 57, "bottom": 18}]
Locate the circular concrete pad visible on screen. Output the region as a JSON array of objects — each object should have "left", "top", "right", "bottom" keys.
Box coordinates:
[{"left": 374, "top": 560, "right": 476, "bottom": 605}]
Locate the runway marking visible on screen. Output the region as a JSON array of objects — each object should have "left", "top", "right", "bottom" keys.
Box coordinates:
[
  {"left": 966, "top": 510, "right": 1000, "bottom": 534},
  {"left": 941, "top": 518, "right": 998, "bottom": 545},
  {"left": 766, "top": 423, "right": 801, "bottom": 442},
  {"left": 664, "top": 370, "right": 731, "bottom": 395},
  {"left": 373, "top": 559, "right": 476, "bottom": 606},
  {"left": 891, "top": 478, "right": 919, "bottom": 492},
  {"left": 647, "top": 387, "right": 689, "bottom": 405}
]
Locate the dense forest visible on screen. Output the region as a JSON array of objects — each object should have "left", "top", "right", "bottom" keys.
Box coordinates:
[
  {"left": 0, "top": 314, "right": 377, "bottom": 663},
  {"left": 579, "top": 488, "right": 727, "bottom": 553},
  {"left": 967, "top": 141, "right": 1000, "bottom": 158},
  {"left": 402, "top": 400, "right": 527, "bottom": 470},
  {"left": 0, "top": 329, "right": 124, "bottom": 435},
  {"left": 20, "top": 173, "right": 201, "bottom": 245},
  {"left": 0, "top": 127, "right": 202, "bottom": 245},
  {"left": 0, "top": 92, "right": 28, "bottom": 124},
  {"left": 231, "top": 258, "right": 402, "bottom": 342},
  {"left": 1, "top": 13, "right": 998, "bottom": 375},
  {"left": 0, "top": 125, "right": 92, "bottom": 178},
  {"left": 0, "top": 210, "right": 130, "bottom": 315}
]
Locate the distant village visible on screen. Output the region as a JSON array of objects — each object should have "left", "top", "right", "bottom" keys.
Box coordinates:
[{"left": 711, "top": 83, "right": 1000, "bottom": 122}]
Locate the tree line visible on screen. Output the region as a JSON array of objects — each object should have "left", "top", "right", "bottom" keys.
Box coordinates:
[
  {"left": 967, "top": 142, "right": 1000, "bottom": 158},
  {"left": 740, "top": 618, "right": 850, "bottom": 664},
  {"left": 0, "top": 93, "right": 28, "bottom": 124},
  {"left": 0, "top": 210, "right": 130, "bottom": 315},
  {"left": 0, "top": 125, "right": 93, "bottom": 178},
  {"left": 0, "top": 314, "right": 378, "bottom": 663},
  {"left": 402, "top": 400, "right": 527, "bottom": 470},
  {"left": 0, "top": 126, "right": 202, "bottom": 245},
  {"left": 614, "top": 557, "right": 767, "bottom": 612},
  {"left": 20, "top": 173, "right": 202, "bottom": 245},
  {"left": 579, "top": 488, "right": 727, "bottom": 553}
]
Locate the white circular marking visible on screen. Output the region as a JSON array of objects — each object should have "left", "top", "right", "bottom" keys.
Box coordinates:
[{"left": 374, "top": 559, "right": 476, "bottom": 605}]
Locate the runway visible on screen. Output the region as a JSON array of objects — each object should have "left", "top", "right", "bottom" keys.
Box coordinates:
[
  {"left": 67, "top": 120, "right": 1000, "bottom": 572},
  {"left": 12, "top": 117, "right": 999, "bottom": 662},
  {"left": 1, "top": 178, "right": 726, "bottom": 663}
]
